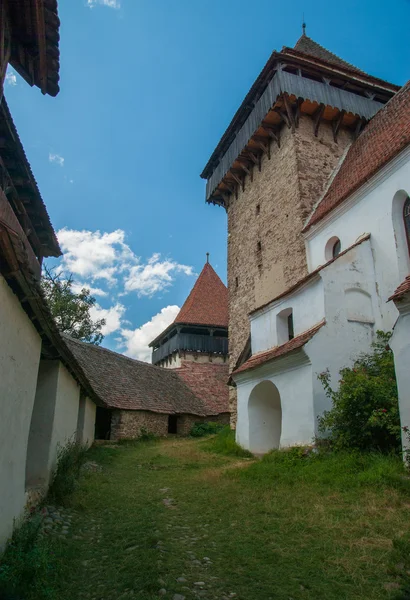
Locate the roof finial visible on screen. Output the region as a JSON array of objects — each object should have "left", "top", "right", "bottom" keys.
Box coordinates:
[
  {"left": 206, "top": 252, "right": 210, "bottom": 264},
  {"left": 302, "top": 14, "right": 306, "bottom": 36}
]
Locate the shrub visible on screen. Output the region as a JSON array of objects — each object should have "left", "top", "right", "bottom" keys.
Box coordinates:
[
  {"left": 190, "top": 421, "right": 226, "bottom": 438},
  {"left": 318, "top": 331, "right": 401, "bottom": 453},
  {"left": 0, "top": 516, "right": 57, "bottom": 599},
  {"left": 202, "top": 427, "right": 253, "bottom": 457},
  {"left": 48, "top": 438, "right": 88, "bottom": 505}
]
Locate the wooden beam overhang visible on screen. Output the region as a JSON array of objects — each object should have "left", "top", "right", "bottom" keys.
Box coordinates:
[
  {"left": 313, "top": 103, "right": 326, "bottom": 137},
  {"left": 332, "top": 109, "right": 345, "bottom": 142},
  {"left": 253, "top": 135, "right": 271, "bottom": 159},
  {"left": 283, "top": 93, "right": 296, "bottom": 133},
  {"left": 354, "top": 116, "right": 366, "bottom": 139},
  {"left": 261, "top": 122, "right": 281, "bottom": 147}
]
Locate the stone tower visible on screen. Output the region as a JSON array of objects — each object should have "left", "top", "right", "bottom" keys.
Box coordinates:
[
  {"left": 149, "top": 259, "right": 228, "bottom": 368},
  {"left": 200, "top": 34, "right": 398, "bottom": 424}
]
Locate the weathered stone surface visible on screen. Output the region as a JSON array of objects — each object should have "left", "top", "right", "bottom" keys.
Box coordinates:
[{"left": 227, "top": 118, "right": 353, "bottom": 425}]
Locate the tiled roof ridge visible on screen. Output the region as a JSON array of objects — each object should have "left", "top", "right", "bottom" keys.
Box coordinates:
[
  {"left": 62, "top": 334, "right": 167, "bottom": 373},
  {"left": 251, "top": 234, "right": 371, "bottom": 315},
  {"left": 305, "top": 80, "right": 410, "bottom": 230},
  {"left": 388, "top": 275, "right": 410, "bottom": 302},
  {"left": 233, "top": 320, "right": 326, "bottom": 376}
]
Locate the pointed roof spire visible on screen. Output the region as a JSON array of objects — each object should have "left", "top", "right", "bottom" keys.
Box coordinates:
[
  {"left": 302, "top": 14, "right": 306, "bottom": 36},
  {"left": 174, "top": 261, "right": 228, "bottom": 328},
  {"left": 292, "top": 34, "right": 365, "bottom": 75}
]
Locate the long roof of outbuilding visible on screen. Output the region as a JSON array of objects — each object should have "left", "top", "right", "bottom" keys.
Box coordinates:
[
  {"left": 64, "top": 336, "right": 229, "bottom": 416},
  {"left": 305, "top": 80, "right": 410, "bottom": 230}
]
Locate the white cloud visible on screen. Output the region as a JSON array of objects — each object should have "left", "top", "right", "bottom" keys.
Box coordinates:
[
  {"left": 124, "top": 253, "right": 194, "bottom": 297},
  {"left": 90, "top": 303, "right": 126, "bottom": 336},
  {"left": 57, "top": 228, "right": 134, "bottom": 285},
  {"left": 49, "top": 153, "right": 65, "bottom": 167},
  {"left": 87, "top": 0, "right": 120, "bottom": 8},
  {"left": 5, "top": 69, "right": 17, "bottom": 86},
  {"left": 71, "top": 281, "right": 108, "bottom": 297},
  {"left": 57, "top": 228, "right": 194, "bottom": 296},
  {"left": 120, "top": 305, "right": 180, "bottom": 362}
]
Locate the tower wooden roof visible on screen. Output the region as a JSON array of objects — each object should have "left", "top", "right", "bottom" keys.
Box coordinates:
[{"left": 201, "top": 34, "right": 399, "bottom": 206}]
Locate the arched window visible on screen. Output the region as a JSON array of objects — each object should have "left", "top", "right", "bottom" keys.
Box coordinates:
[
  {"left": 325, "top": 236, "right": 342, "bottom": 261},
  {"left": 403, "top": 196, "right": 410, "bottom": 252}
]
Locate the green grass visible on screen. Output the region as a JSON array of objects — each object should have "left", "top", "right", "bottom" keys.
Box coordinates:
[
  {"left": 4, "top": 437, "right": 410, "bottom": 600},
  {"left": 201, "top": 426, "right": 253, "bottom": 457}
]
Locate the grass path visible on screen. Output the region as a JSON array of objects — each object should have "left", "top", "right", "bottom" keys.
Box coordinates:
[{"left": 31, "top": 437, "right": 410, "bottom": 600}]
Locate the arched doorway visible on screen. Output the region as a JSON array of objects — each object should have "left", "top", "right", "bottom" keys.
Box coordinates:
[{"left": 248, "top": 381, "right": 282, "bottom": 454}]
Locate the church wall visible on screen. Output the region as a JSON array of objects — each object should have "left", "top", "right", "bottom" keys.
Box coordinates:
[
  {"left": 77, "top": 395, "right": 96, "bottom": 448},
  {"left": 250, "top": 278, "right": 324, "bottom": 354},
  {"left": 227, "top": 117, "right": 353, "bottom": 425},
  {"left": 0, "top": 274, "right": 42, "bottom": 547},
  {"left": 305, "top": 148, "right": 410, "bottom": 332},
  {"left": 158, "top": 352, "right": 227, "bottom": 369}
]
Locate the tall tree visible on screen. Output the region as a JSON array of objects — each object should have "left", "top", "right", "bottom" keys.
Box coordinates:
[{"left": 41, "top": 266, "right": 106, "bottom": 345}]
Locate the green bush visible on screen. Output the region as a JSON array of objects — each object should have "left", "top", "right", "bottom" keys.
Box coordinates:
[
  {"left": 0, "top": 516, "right": 57, "bottom": 599},
  {"left": 48, "top": 438, "right": 88, "bottom": 505},
  {"left": 190, "top": 421, "right": 226, "bottom": 438},
  {"left": 202, "top": 426, "right": 253, "bottom": 457},
  {"left": 318, "top": 331, "right": 401, "bottom": 453}
]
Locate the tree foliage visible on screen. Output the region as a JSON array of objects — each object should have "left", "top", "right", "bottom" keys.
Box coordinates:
[
  {"left": 318, "top": 331, "right": 401, "bottom": 453},
  {"left": 41, "top": 267, "right": 105, "bottom": 345}
]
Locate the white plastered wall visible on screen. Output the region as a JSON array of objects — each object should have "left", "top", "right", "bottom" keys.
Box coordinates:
[
  {"left": 77, "top": 396, "right": 96, "bottom": 447},
  {"left": 390, "top": 302, "right": 410, "bottom": 452},
  {"left": 235, "top": 239, "right": 382, "bottom": 453},
  {"left": 305, "top": 148, "right": 410, "bottom": 332},
  {"left": 0, "top": 275, "right": 42, "bottom": 546}
]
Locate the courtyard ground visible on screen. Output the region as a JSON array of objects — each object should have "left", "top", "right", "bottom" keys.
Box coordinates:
[{"left": 6, "top": 435, "right": 410, "bottom": 600}]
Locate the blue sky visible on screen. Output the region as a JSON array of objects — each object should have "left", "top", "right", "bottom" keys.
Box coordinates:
[{"left": 5, "top": 0, "right": 410, "bottom": 360}]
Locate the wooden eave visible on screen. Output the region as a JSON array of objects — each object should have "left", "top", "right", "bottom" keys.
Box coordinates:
[
  {"left": 7, "top": 0, "right": 60, "bottom": 97},
  {"left": 201, "top": 50, "right": 398, "bottom": 183},
  {"left": 0, "top": 99, "right": 61, "bottom": 258}
]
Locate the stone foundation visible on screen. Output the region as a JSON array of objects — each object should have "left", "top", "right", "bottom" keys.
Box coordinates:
[{"left": 110, "top": 409, "right": 230, "bottom": 439}]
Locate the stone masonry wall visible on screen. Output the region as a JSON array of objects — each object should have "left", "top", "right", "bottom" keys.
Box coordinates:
[
  {"left": 227, "top": 116, "right": 353, "bottom": 425},
  {"left": 110, "top": 410, "right": 230, "bottom": 439}
]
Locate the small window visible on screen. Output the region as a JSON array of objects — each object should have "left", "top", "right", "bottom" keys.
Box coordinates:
[
  {"left": 276, "top": 307, "right": 294, "bottom": 345},
  {"left": 287, "top": 312, "right": 294, "bottom": 340},
  {"left": 235, "top": 277, "right": 239, "bottom": 289},
  {"left": 325, "top": 236, "right": 341, "bottom": 261},
  {"left": 257, "top": 241, "right": 262, "bottom": 252},
  {"left": 256, "top": 204, "right": 260, "bottom": 215},
  {"left": 332, "top": 239, "right": 341, "bottom": 258},
  {"left": 403, "top": 196, "right": 410, "bottom": 252}
]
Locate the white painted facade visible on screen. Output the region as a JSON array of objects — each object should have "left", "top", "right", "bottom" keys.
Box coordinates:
[
  {"left": 0, "top": 275, "right": 42, "bottom": 546},
  {"left": 390, "top": 295, "right": 410, "bottom": 452},
  {"left": 305, "top": 147, "right": 410, "bottom": 331},
  {"left": 234, "top": 239, "right": 383, "bottom": 453},
  {"left": 77, "top": 396, "right": 97, "bottom": 447}
]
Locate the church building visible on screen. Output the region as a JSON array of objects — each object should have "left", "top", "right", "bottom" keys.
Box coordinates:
[{"left": 202, "top": 32, "right": 410, "bottom": 452}]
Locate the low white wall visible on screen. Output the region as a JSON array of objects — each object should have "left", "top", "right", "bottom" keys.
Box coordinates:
[
  {"left": 49, "top": 363, "right": 81, "bottom": 471},
  {"left": 235, "top": 354, "right": 315, "bottom": 452},
  {"left": 77, "top": 396, "right": 96, "bottom": 447},
  {"left": 390, "top": 309, "right": 410, "bottom": 452},
  {"left": 0, "top": 275, "right": 42, "bottom": 546}
]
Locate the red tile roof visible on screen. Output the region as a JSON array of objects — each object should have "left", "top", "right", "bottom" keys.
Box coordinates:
[
  {"left": 232, "top": 321, "right": 325, "bottom": 377},
  {"left": 305, "top": 81, "right": 410, "bottom": 230},
  {"left": 291, "top": 34, "right": 368, "bottom": 77},
  {"left": 175, "top": 262, "right": 228, "bottom": 328},
  {"left": 388, "top": 275, "right": 410, "bottom": 302},
  {"left": 175, "top": 362, "right": 229, "bottom": 415}
]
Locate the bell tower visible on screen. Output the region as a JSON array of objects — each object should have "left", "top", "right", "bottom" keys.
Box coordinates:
[{"left": 201, "top": 34, "right": 398, "bottom": 424}]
